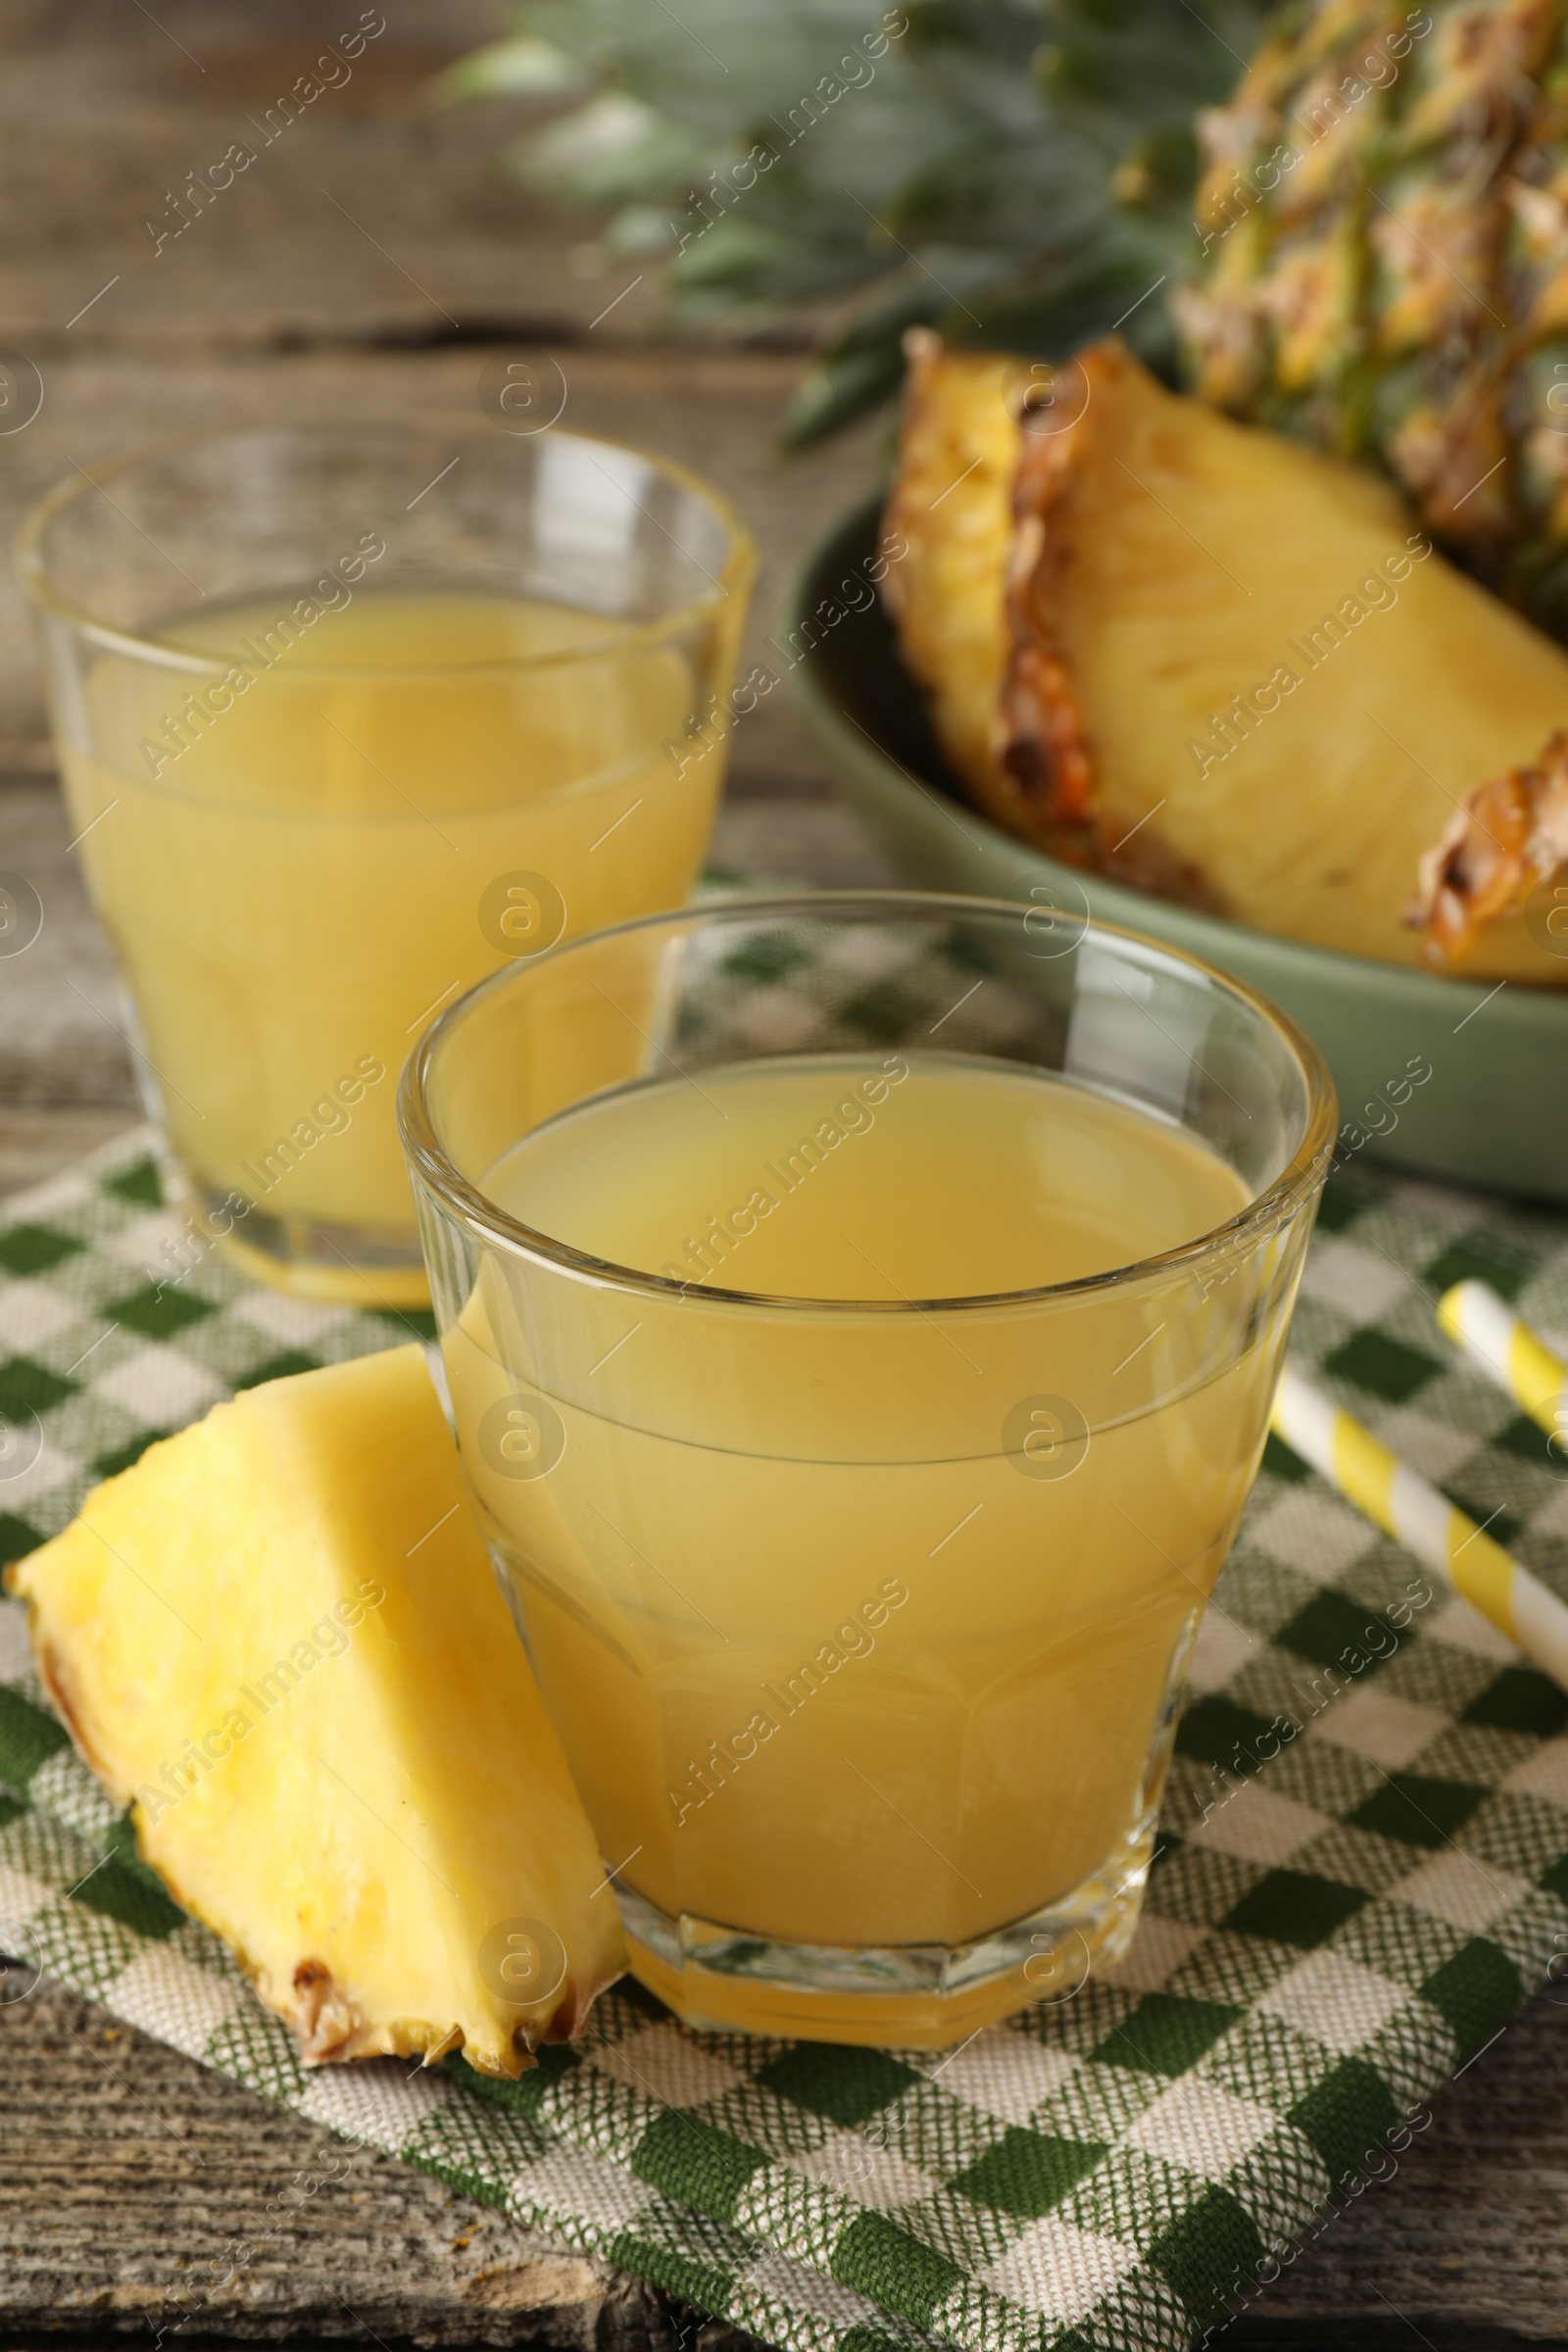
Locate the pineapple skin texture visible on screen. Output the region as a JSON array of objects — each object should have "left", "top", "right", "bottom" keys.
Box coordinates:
[
  {"left": 10, "top": 1346, "right": 622, "bottom": 2077},
  {"left": 885, "top": 334, "right": 1568, "bottom": 979},
  {"left": 1176, "top": 0, "right": 1568, "bottom": 616}
]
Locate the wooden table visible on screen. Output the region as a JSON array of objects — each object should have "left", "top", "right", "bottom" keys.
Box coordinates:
[{"left": 4, "top": 8, "right": 1567, "bottom": 2346}]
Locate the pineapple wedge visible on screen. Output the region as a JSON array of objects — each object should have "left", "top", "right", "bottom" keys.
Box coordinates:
[
  {"left": 8, "top": 1345, "right": 622, "bottom": 2077},
  {"left": 1413, "top": 732, "right": 1568, "bottom": 965},
  {"left": 885, "top": 333, "right": 1568, "bottom": 979},
  {"left": 881, "top": 332, "right": 1022, "bottom": 816}
]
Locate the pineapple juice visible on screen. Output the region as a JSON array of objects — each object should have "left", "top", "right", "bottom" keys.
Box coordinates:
[
  {"left": 63, "top": 593, "right": 707, "bottom": 1284},
  {"left": 446, "top": 1052, "right": 1267, "bottom": 2012}
]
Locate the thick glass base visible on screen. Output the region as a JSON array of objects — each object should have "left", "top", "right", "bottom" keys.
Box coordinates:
[
  {"left": 121, "top": 1019, "right": 429, "bottom": 1311},
  {"left": 200, "top": 1186, "right": 431, "bottom": 1309},
  {"left": 617, "top": 1816, "right": 1152, "bottom": 2048}
]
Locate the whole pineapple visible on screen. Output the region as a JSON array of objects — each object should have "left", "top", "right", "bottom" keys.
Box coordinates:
[{"left": 1175, "top": 0, "right": 1568, "bottom": 634}]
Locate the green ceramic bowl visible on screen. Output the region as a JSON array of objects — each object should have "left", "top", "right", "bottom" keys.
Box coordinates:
[{"left": 785, "top": 496, "right": 1568, "bottom": 1205}]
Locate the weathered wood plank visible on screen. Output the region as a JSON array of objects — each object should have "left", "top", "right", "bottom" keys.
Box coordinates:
[
  {"left": 0, "top": 1107, "right": 142, "bottom": 1199},
  {"left": 0, "top": 1975, "right": 705, "bottom": 2349},
  {"left": 0, "top": 0, "right": 666, "bottom": 356}
]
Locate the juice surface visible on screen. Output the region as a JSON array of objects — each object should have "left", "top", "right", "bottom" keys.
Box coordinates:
[
  {"left": 446, "top": 1052, "right": 1276, "bottom": 1969},
  {"left": 64, "top": 591, "right": 710, "bottom": 1246},
  {"left": 489, "top": 1052, "right": 1248, "bottom": 1297}
]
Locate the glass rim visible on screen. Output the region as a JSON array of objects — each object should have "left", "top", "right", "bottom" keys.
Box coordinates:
[
  {"left": 398, "top": 891, "right": 1339, "bottom": 1315},
  {"left": 13, "top": 416, "right": 758, "bottom": 679}
]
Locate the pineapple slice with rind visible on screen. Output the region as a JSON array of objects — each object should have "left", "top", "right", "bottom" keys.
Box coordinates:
[
  {"left": 884, "top": 332, "right": 1568, "bottom": 979},
  {"left": 880, "top": 331, "right": 1022, "bottom": 822},
  {"left": 8, "top": 1345, "right": 621, "bottom": 2078},
  {"left": 1414, "top": 729, "right": 1568, "bottom": 961}
]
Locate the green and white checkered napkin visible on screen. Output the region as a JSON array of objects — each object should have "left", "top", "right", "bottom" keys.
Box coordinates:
[{"left": 5, "top": 1125, "right": 1568, "bottom": 2352}]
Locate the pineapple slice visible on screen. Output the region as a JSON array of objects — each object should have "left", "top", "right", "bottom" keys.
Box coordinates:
[
  {"left": 7, "top": 1346, "right": 621, "bottom": 2077},
  {"left": 881, "top": 332, "right": 1022, "bottom": 823},
  {"left": 1414, "top": 731, "right": 1568, "bottom": 962},
  {"left": 885, "top": 334, "right": 1568, "bottom": 979}
]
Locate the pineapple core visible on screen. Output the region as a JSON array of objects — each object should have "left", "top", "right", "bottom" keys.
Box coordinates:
[{"left": 9, "top": 1345, "right": 622, "bottom": 2077}]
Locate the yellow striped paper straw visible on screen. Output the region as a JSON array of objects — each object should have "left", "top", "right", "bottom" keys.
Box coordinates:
[
  {"left": 1271, "top": 1362, "right": 1568, "bottom": 1692},
  {"left": 1439, "top": 1278, "right": 1568, "bottom": 1446}
]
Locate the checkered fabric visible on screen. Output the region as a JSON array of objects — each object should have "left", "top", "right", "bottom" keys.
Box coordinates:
[{"left": 5, "top": 1127, "right": 1568, "bottom": 2352}]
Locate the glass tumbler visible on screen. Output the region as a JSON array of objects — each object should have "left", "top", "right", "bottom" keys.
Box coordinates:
[
  {"left": 399, "top": 894, "right": 1335, "bottom": 2046},
  {"left": 18, "top": 423, "right": 755, "bottom": 1303}
]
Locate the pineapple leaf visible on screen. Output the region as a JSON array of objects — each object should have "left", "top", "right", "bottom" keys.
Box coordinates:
[
  {"left": 509, "top": 95, "right": 710, "bottom": 207},
  {"left": 432, "top": 33, "right": 589, "bottom": 103},
  {"left": 780, "top": 260, "right": 957, "bottom": 434},
  {"left": 877, "top": 123, "right": 1117, "bottom": 253},
  {"left": 1042, "top": 0, "right": 1273, "bottom": 149},
  {"left": 783, "top": 341, "right": 914, "bottom": 446},
  {"left": 448, "top": 0, "right": 1267, "bottom": 439}
]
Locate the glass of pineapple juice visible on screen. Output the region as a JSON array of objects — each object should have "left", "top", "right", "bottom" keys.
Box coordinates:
[
  {"left": 401, "top": 894, "right": 1335, "bottom": 2047},
  {"left": 17, "top": 422, "right": 755, "bottom": 1304}
]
